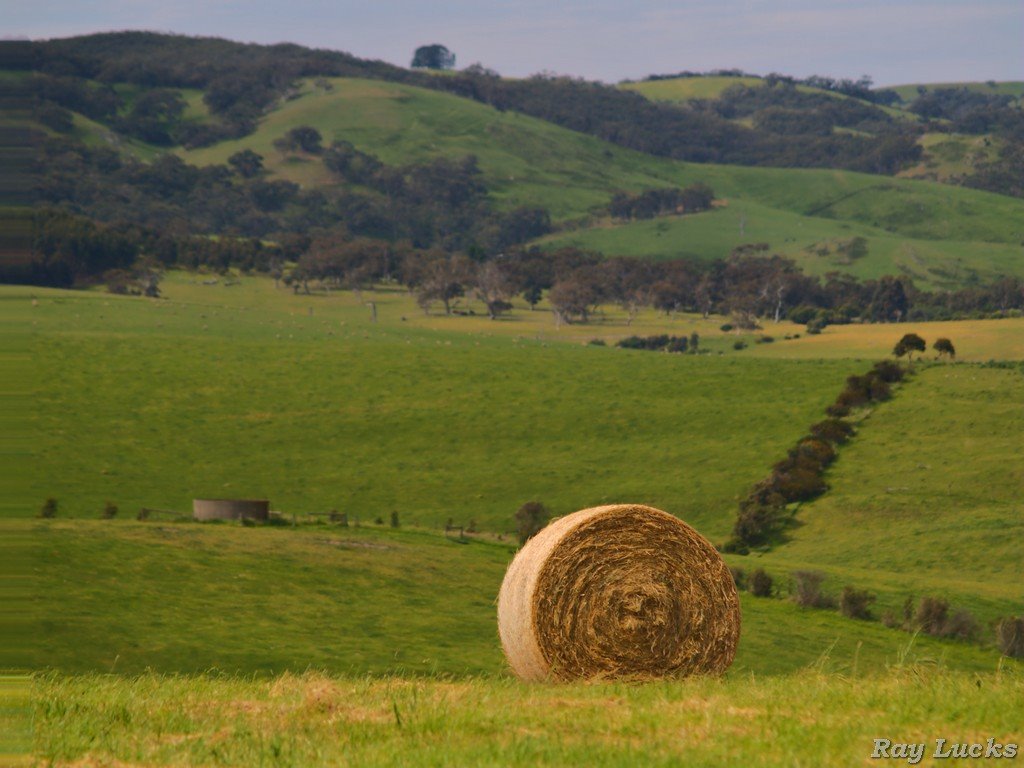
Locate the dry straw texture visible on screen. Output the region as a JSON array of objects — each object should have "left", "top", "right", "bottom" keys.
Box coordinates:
[{"left": 498, "top": 504, "right": 740, "bottom": 682}]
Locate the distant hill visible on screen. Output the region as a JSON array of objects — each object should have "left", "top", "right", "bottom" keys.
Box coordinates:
[{"left": 7, "top": 32, "right": 1024, "bottom": 295}]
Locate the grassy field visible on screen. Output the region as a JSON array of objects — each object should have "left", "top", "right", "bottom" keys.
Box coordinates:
[
  {"left": 888, "top": 81, "right": 1024, "bottom": 106},
  {"left": 11, "top": 275, "right": 853, "bottom": 533},
  {"left": 11, "top": 276, "right": 1021, "bottom": 668},
  {"left": 25, "top": 669, "right": 1023, "bottom": 767},
  {"left": 538, "top": 201, "right": 1024, "bottom": 287},
  {"left": 620, "top": 75, "right": 764, "bottom": 101},
  {"left": 17, "top": 517, "right": 1007, "bottom": 679},
  {"left": 737, "top": 364, "right": 1024, "bottom": 625}
]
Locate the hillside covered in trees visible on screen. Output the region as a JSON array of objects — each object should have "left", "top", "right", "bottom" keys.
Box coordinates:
[{"left": 5, "top": 32, "right": 1024, "bottom": 323}]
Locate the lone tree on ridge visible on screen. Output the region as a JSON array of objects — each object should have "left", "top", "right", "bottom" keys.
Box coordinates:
[{"left": 411, "top": 44, "right": 456, "bottom": 70}]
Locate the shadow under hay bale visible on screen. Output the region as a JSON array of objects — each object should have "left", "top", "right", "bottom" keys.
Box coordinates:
[
  {"left": 498, "top": 504, "right": 740, "bottom": 682},
  {"left": 193, "top": 499, "right": 269, "bottom": 522}
]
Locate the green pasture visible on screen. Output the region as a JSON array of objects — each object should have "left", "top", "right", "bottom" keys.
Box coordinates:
[
  {"left": 538, "top": 200, "right": 1024, "bottom": 288},
  {"left": 749, "top": 364, "right": 1024, "bottom": 624},
  {"left": 621, "top": 75, "right": 919, "bottom": 121},
  {"left": 10, "top": 278, "right": 852, "bottom": 535},
  {"left": 888, "top": 81, "right": 1024, "bottom": 105},
  {"left": 620, "top": 76, "right": 764, "bottom": 101},
  {"left": 18, "top": 517, "right": 1005, "bottom": 678},
  {"left": 10, "top": 275, "right": 1022, "bottom": 685}
]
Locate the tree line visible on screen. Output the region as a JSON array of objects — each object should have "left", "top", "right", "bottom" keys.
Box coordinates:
[{"left": 18, "top": 33, "right": 934, "bottom": 176}]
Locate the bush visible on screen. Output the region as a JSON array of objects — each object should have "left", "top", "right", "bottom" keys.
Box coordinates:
[
  {"left": 665, "top": 336, "right": 688, "bottom": 353},
  {"left": 720, "top": 538, "right": 749, "bottom": 555},
  {"left": 809, "top": 418, "right": 854, "bottom": 445},
  {"left": 719, "top": 323, "right": 734, "bottom": 332},
  {"left": 390, "top": 510, "right": 400, "bottom": 528},
  {"left": 942, "top": 609, "right": 978, "bottom": 641},
  {"left": 914, "top": 596, "right": 948, "bottom": 635},
  {"left": 756, "top": 335, "right": 774, "bottom": 344},
  {"left": 40, "top": 497, "right": 58, "bottom": 518},
  {"left": 102, "top": 501, "right": 118, "bottom": 519},
  {"left": 729, "top": 566, "right": 746, "bottom": 590},
  {"left": 770, "top": 465, "right": 827, "bottom": 502},
  {"left": 749, "top": 568, "right": 773, "bottom": 597},
  {"left": 793, "top": 437, "right": 836, "bottom": 468},
  {"left": 996, "top": 616, "right": 1024, "bottom": 658},
  {"left": 872, "top": 359, "right": 905, "bottom": 382},
  {"left": 731, "top": 498, "right": 784, "bottom": 547},
  {"left": 733, "top": 340, "right": 747, "bottom": 350},
  {"left": 515, "top": 501, "right": 549, "bottom": 545},
  {"left": 587, "top": 338, "right": 606, "bottom": 346},
  {"left": 840, "top": 586, "right": 875, "bottom": 619},
  {"left": 825, "top": 401, "right": 850, "bottom": 417},
  {"left": 792, "top": 570, "right": 836, "bottom": 609}
]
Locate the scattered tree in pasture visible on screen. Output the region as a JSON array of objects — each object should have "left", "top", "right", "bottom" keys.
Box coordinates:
[
  {"left": 40, "top": 497, "right": 58, "bottom": 518},
  {"left": 515, "top": 501, "right": 549, "bottom": 545},
  {"left": 228, "top": 149, "right": 264, "bottom": 178},
  {"left": 413, "top": 253, "right": 474, "bottom": 315},
  {"left": 933, "top": 337, "right": 956, "bottom": 359},
  {"left": 473, "top": 260, "right": 515, "bottom": 319},
  {"left": 893, "top": 333, "right": 926, "bottom": 363},
  {"left": 102, "top": 501, "right": 118, "bottom": 519},
  {"left": 273, "top": 125, "right": 323, "bottom": 154},
  {"left": 548, "top": 272, "right": 603, "bottom": 325}
]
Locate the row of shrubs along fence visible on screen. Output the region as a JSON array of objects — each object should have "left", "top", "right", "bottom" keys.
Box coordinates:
[
  {"left": 729, "top": 566, "right": 1024, "bottom": 658},
  {"left": 615, "top": 334, "right": 698, "bottom": 353},
  {"left": 723, "top": 359, "right": 906, "bottom": 553}
]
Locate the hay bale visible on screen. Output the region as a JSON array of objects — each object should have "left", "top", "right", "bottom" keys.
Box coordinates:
[{"left": 497, "top": 504, "right": 740, "bottom": 682}]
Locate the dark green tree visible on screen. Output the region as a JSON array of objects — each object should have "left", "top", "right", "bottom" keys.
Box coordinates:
[
  {"left": 411, "top": 44, "right": 456, "bottom": 70},
  {"left": 893, "top": 332, "right": 926, "bottom": 363},
  {"left": 273, "top": 125, "right": 323, "bottom": 154},
  {"left": 933, "top": 337, "right": 956, "bottom": 359},
  {"left": 228, "top": 149, "right": 264, "bottom": 178}
]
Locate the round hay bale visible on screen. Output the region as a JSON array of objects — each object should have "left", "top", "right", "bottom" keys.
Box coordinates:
[
  {"left": 497, "top": 504, "right": 740, "bottom": 682},
  {"left": 192, "top": 499, "right": 269, "bottom": 522}
]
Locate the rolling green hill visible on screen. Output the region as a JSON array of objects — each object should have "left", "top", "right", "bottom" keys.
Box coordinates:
[
  {"left": 175, "top": 76, "right": 1024, "bottom": 287},
  {"left": 15, "top": 64, "right": 1024, "bottom": 287}
]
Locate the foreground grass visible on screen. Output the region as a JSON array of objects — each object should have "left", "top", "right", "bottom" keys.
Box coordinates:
[{"left": 29, "top": 669, "right": 1024, "bottom": 767}]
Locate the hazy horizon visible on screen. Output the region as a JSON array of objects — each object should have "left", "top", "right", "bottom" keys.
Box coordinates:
[{"left": 8, "top": 1, "right": 1023, "bottom": 87}]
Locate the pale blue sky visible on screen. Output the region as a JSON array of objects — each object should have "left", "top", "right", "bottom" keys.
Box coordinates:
[{"left": 7, "top": 0, "right": 1022, "bottom": 86}]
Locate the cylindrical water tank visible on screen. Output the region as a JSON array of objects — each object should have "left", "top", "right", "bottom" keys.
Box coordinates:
[{"left": 192, "top": 499, "right": 270, "bottom": 522}]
